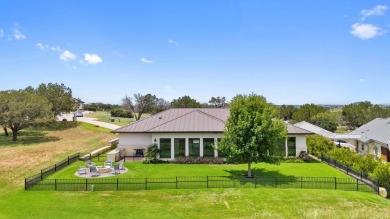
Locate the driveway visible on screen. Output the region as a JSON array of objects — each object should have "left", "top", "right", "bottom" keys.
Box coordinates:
[{"left": 77, "top": 117, "right": 121, "bottom": 130}]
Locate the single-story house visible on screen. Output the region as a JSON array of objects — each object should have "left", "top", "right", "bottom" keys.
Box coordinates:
[
  {"left": 294, "top": 121, "right": 360, "bottom": 151},
  {"left": 349, "top": 117, "right": 390, "bottom": 162},
  {"left": 112, "top": 108, "right": 313, "bottom": 160}
]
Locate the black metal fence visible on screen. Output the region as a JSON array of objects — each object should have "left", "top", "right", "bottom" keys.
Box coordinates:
[
  {"left": 321, "top": 155, "right": 379, "bottom": 194},
  {"left": 25, "top": 153, "right": 80, "bottom": 190},
  {"left": 26, "top": 175, "right": 374, "bottom": 192}
]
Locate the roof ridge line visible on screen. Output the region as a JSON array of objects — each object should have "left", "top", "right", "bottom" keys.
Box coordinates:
[
  {"left": 113, "top": 109, "right": 173, "bottom": 132},
  {"left": 194, "top": 109, "right": 226, "bottom": 123}
]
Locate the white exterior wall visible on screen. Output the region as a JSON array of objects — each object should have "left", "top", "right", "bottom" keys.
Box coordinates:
[
  {"left": 117, "top": 133, "right": 152, "bottom": 156},
  {"left": 287, "top": 135, "right": 308, "bottom": 157},
  {"left": 357, "top": 140, "right": 383, "bottom": 159}
]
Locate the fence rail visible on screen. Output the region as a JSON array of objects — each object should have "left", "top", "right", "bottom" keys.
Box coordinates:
[
  {"left": 26, "top": 175, "right": 374, "bottom": 192},
  {"left": 321, "top": 155, "right": 379, "bottom": 194}
]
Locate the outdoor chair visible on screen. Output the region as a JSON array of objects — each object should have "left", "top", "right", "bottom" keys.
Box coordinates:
[
  {"left": 104, "top": 159, "right": 113, "bottom": 167},
  {"left": 89, "top": 165, "right": 100, "bottom": 177},
  {"left": 85, "top": 160, "right": 95, "bottom": 168},
  {"left": 78, "top": 166, "right": 87, "bottom": 175},
  {"left": 111, "top": 164, "right": 120, "bottom": 175},
  {"left": 118, "top": 161, "right": 125, "bottom": 170}
]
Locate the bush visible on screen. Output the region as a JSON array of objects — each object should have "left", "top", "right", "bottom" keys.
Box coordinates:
[
  {"left": 353, "top": 154, "right": 380, "bottom": 173},
  {"left": 307, "top": 134, "right": 335, "bottom": 158},
  {"left": 372, "top": 163, "right": 390, "bottom": 188},
  {"left": 110, "top": 108, "right": 133, "bottom": 118},
  {"left": 327, "top": 147, "right": 358, "bottom": 167},
  {"left": 172, "top": 156, "right": 226, "bottom": 164},
  {"left": 84, "top": 105, "right": 97, "bottom": 111},
  {"left": 142, "top": 144, "right": 160, "bottom": 164}
]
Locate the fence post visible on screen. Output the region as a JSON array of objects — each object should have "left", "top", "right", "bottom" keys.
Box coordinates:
[
  {"left": 25, "top": 178, "right": 27, "bottom": 190},
  {"left": 176, "top": 176, "right": 178, "bottom": 189},
  {"left": 207, "top": 176, "right": 209, "bottom": 188},
  {"left": 346, "top": 166, "right": 349, "bottom": 175},
  {"left": 334, "top": 177, "right": 337, "bottom": 190},
  {"left": 117, "top": 178, "right": 119, "bottom": 191},
  {"left": 55, "top": 179, "right": 57, "bottom": 191},
  {"left": 145, "top": 178, "right": 148, "bottom": 190},
  {"left": 55, "top": 164, "right": 57, "bottom": 172},
  {"left": 86, "top": 179, "right": 88, "bottom": 191},
  {"left": 68, "top": 156, "right": 70, "bottom": 165},
  {"left": 360, "top": 171, "right": 363, "bottom": 181},
  {"left": 301, "top": 177, "right": 303, "bottom": 189},
  {"left": 41, "top": 170, "right": 43, "bottom": 180},
  {"left": 356, "top": 179, "right": 358, "bottom": 191}
]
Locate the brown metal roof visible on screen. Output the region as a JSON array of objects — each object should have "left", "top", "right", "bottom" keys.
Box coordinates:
[
  {"left": 113, "top": 108, "right": 312, "bottom": 135},
  {"left": 287, "top": 124, "right": 313, "bottom": 135}
]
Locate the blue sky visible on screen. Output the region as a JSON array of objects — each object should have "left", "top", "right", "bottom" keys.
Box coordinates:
[{"left": 0, "top": 1, "right": 389, "bottom": 105}]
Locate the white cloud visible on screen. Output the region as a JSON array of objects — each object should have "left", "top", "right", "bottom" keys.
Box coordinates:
[
  {"left": 141, "top": 57, "right": 153, "bottom": 64},
  {"left": 50, "top": 46, "right": 62, "bottom": 52},
  {"left": 163, "top": 86, "right": 174, "bottom": 93},
  {"left": 60, "top": 50, "right": 76, "bottom": 61},
  {"left": 84, "top": 53, "right": 102, "bottom": 64},
  {"left": 350, "top": 23, "right": 386, "bottom": 39},
  {"left": 36, "top": 42, "right": 49, "bottom": 50},
  {"left": 168, "top": 39, "right": 179, "bottom": 45},
  {"left": 13, "top": 28, "right": 26, "bottom": 40},
  {"left": 359, "top": 79, "right": 366, "bottom": 83},
  {"left": 361, "top": 5, "right": 388, "bottom": 20},
  {"left": 0, "top": 29, "right": 3, "bottom": 38}
]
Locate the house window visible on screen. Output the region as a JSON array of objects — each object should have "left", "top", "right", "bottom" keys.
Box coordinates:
[
  {"left": 189, "top": 138, "right": 200, "bottom": 157},
  {"left": 159, "top": 138, "right": 171, "bottom": 158},
  {"left": 361, "top": 144, "right": 365, "bottom": 151},
  {"left": 287, "top": 137, "right": 296, "bottom": 156},
  {"left": 174, "top": 138, "right": 185, "bottom": 157},
  {"left": 203, "top": 138, "right": 214, "bottom": 157}
]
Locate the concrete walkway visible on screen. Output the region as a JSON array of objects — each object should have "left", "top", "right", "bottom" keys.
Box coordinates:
[{"left": 77, "top": 117, "right": 121, "bottom": 130}]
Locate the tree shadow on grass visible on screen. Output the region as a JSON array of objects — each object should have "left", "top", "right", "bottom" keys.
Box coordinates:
[
  {"left": 0, "top": 130, "right": 60, "bottom": 146},
  {"left": 224, "top": 168, "right": 294, "bottom": 178}
]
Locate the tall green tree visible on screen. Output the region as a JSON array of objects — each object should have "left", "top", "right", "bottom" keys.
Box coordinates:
[
  {"left": 34, "top": 83, "right": 75, "bottom": 116},
  {"left": 292, "top": 104, "right": 327, "bottom": 122},
  {"left": 279, "top": 105, "right": 297, "bottom": 121},
  {"left": 170, "top": 95, "right": 201, "bottom": 108},
  {"left": 0, "top": 90, "right": 53, "bottom": 141},
  {"left": 122, "top": 93, "right": 164, "bottom": 120},
  {"left": 342, "top": 101, "right": 390, "bottom": 129},
  {"left": 219, "top": 94, "right": 287, "bottom": 177},
  {"left": 209, "top": 96, "right": 228, "bottom": 108},
  {"left": 310, "top": 112, "right": 338, "bottom": 132}
]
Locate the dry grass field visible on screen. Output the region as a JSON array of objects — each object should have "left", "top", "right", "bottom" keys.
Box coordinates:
[{"left": 0, "top": 122, "right": 116, "bottom": 190}]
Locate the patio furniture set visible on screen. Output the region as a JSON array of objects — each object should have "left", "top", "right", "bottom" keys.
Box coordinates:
[{"left": 77, "top": 159, "right": 125, "bottom": 177}]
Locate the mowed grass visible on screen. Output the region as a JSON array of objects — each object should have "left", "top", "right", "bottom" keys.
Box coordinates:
[
  {"left": 48, "top": 161, "right": 350, "bottom": 179},
  {"left": 1, "top": 124, "right": 390, "bottom": 218},
  {"left": 85, "top": 111, "right": 151, "bottom": 126}
]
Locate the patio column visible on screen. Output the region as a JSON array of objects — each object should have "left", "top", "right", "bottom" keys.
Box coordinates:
[
  {"left": 185, "top": 138, "right": 189, "bottom": 157},
  {"left": 285, "top": 137, "right": 288, "bottom": 158},
  {"left": 214, "top": 138, "right": 218, "bottom": 157},
  {"left": 200, "top": 138, "right": 204, "bottom": 157},
  {"left": 171, "top": 137, "right": 174, "bottom": 160}
]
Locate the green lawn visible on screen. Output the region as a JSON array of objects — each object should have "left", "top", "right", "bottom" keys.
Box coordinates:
[
  {"left": 48, "top": 161, "right": 351, "bottom": 179},
  {"left": 85, "top": 111, "right": 151, "bottom": 126}
]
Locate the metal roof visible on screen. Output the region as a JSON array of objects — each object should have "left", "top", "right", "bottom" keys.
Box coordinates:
[
  {"left": 113, "top": 108, "right": 312, "bottom": 134},
  {"left": 350, "top": 117, "right": 390, "bottom": 145},
  {"left": 294, "top": 121, "right": 361, "bottom": 140}
]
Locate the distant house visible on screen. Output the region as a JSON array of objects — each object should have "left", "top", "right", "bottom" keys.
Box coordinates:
[
  {"left": 349, "top": 118, "right": 390, "bottom": 162},
  {"left": 294, "top": 121, "right": 359, "bottom": 150},
  {"left": 112, "top": 108, "right": 313, "bottom": 160}
]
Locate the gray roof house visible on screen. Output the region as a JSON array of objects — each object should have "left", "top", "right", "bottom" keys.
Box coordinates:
[
  {"left": 349, "top": 117, "right": 390, "bottom": 161},
  {"left": 113, "top": 108, "right": 313, "bottom": 160}
]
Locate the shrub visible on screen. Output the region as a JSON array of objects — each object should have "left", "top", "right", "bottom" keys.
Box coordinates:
[
  {"left": 327, "top": 147, "right": 358, "bottom": 167},
  {"left": 143, "top": 144, "right": 160, "bottom": 164},
  {"left": 353, "top": 154, "right": 380, "bottom": 173},
  {"left": 372, "top": 163, "right": 390, "bottom": 188},
  {"left": 172, "top": 156, "right": 226, "bottom": 164},
  {"left": 110, "top": 108, "right": 133, "bottom": 118},
  {"left": 307, "top": 134, "right": 335, "bottom": 158}
]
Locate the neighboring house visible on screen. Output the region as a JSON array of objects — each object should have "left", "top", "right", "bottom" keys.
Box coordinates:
[
  {"left": 112, "top": 108, "right": 313, "bottom": 160},
  {"left": 349, "top": 118, "right": 390, "bottom": 162},
  {"left": 73, "top": 98, "right": 84, "bottom": 111},
  {"left": 294, "top": 121, "right": 359, "bottom": 150}
]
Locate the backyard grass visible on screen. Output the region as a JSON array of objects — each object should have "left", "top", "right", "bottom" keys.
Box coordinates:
[
  {"left": 1, "top": 123, "right": 390, "bottom": 218},
  {"left": 85, "top": 111, "right": 151, "bottom": 126}
]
